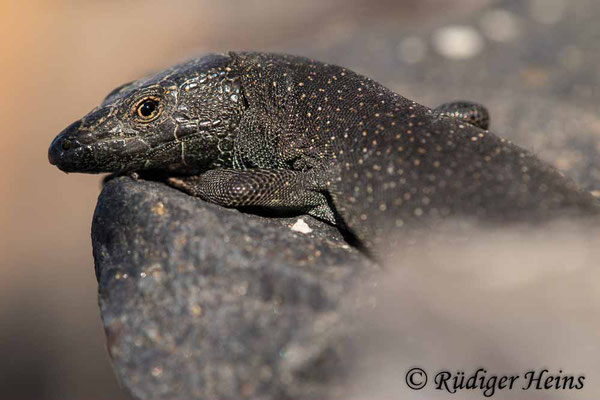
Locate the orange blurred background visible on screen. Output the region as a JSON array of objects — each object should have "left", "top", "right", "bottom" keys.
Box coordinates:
[{"left": 0, "top": 1, "right": 490, "bottom": 398}]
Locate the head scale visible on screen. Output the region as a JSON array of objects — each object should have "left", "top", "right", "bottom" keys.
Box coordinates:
[{"left": 48, "top": 53, "right": 245, "bottom": 174}]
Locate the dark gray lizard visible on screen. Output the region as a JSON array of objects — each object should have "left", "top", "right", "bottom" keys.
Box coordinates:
[{"left": 48, "top": 52, "right": 600, "bottom": 252}]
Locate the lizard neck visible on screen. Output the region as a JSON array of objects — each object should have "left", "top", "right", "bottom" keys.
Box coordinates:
[{"left": 228, "top": 52, "right": 300, "bottom": 170}]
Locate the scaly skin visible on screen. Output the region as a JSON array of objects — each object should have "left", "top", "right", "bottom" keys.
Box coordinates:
[{"left": 49, "top": 52, "right": 600, "bottom": 253}]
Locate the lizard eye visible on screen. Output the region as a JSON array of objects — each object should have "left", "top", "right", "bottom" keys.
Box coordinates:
[{"left": 135, "top": 97, "right": 161, "bottom": 122}]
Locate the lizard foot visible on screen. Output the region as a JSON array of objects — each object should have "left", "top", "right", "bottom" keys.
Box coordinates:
[{"left": 435, "top": 101, "right": 490, "bottom": 130}]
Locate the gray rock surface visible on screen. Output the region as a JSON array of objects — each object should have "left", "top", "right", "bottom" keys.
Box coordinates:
[
  {"left": 92, "top": 0, "right": 600, "bottom": 398},
  {"left": 93, "top": 177, "right": 375, "bottom": 399}
]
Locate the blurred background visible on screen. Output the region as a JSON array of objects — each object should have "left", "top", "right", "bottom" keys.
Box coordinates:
[{"left": 1, "top": 0, "right": 599, "bottom": 398}]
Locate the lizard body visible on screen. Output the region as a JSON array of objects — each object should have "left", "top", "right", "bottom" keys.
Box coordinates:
[{"left": 49, "top": 52, "right": 600, "bottom": 252}]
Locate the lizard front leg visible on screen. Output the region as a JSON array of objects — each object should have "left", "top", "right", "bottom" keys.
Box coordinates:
[{"left": 168, "top": 168, "right": 337, "bottom": 223}]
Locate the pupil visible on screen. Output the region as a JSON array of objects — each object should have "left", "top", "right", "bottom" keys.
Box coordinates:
[{"left": 140, "top": 100, "right": 156, "bottom": 117}]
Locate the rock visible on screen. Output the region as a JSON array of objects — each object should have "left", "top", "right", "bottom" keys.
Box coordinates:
[{"left": 93, "top": 177, "right": 375, "bottom": 400}]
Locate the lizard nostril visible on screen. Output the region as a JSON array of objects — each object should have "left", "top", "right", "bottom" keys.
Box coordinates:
[{"left": 61, "top": 138, "right": 73, "bottom": 150}]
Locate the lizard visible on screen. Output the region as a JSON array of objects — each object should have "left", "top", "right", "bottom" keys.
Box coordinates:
[{"left": 48, "top": 52, "right": 600, "bottom": 253}]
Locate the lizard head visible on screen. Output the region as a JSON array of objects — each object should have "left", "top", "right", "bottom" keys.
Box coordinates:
[{"left": 49, "top": 54, "right": 245, "bottom": 174}]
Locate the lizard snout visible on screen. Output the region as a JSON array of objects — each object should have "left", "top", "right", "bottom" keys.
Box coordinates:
[
  {"left": 48, "top": 134, "right": 73, "bottom": 166},
  {"left": 48, "top": 121, "right": 83, "bottom": 167}
]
